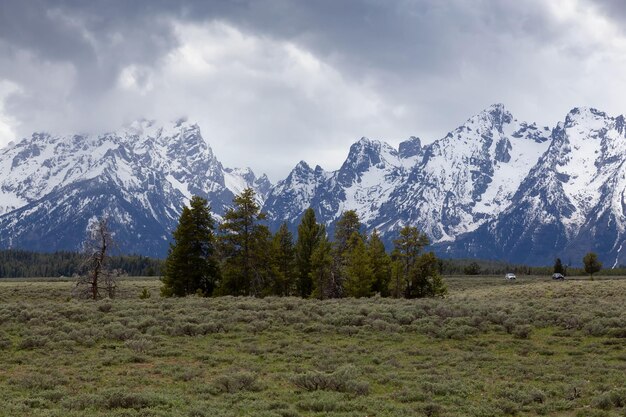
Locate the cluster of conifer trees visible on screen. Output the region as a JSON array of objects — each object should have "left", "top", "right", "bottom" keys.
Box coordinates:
[
  {"left": 0, "top": 250, "right": 161, "bottom": 278},
  {"left": 161, "top": 189, "right": 447, "bottom": 299}
]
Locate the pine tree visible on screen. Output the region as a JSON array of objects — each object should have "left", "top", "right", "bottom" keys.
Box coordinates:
[
  {"left": 161, "top": 196, "right": 220, "bottom": 297},
  {"left": 367, "top": 229, "right": 392, "bottom": 296},
  {"left": 389, "top": 258, "right": 404, "bottom": 298},
  {"left": 393, "top": 226, "right": 430, "bottom": 297},
  {"left": 295, "top": 208, "right": 323, "bottom": 297},
  {"left": 334, "top": 210, "right": 363, "bottom": 256},
  {"left": 330, "top": 210, "right": 364, "bottom": 297},
  {"left": 407, "top": 252, "right": 447, "bottom": 298},
  {"left": 218, "top": 188, "right": 272, "bottom": 296},
  {"left": 270, "top": 223, "right": 297, "bottom": 296},
  {"left": 310, "top": 233, "right": 334, "bottom": 300},
  {"left": 553, "top": 258, "right": 564, "bottom": 274},
  {"left": 343, "top": 232, "right": 375, "bottom": 298}
]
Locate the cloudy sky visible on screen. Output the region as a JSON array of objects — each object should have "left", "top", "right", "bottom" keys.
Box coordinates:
[{"left": 1, "top": 0, "right": 625, "bottom": 180}]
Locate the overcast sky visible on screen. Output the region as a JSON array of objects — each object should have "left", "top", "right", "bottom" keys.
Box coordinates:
[{"left": 1, "top": 0, "right": 625, "bottom": 181}]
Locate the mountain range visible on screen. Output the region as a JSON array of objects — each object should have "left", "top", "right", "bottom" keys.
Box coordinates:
[{"left": 1, "top": 105, "right": 625, "bottom": 266}]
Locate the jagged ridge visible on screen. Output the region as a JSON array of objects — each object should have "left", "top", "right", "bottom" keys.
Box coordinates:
[
  {"left": 0, "top": 119, "right": 270, "bottom": 257},
  {"left": 2, "top": 105, "right": 626, "bottom": 266}
]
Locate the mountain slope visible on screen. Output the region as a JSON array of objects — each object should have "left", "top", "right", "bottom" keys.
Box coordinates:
[
  {"left": 0, "top": 119, "right": 270, "bottom": 257},
  {"left": 263, "top": 136, "right": 420, "bottom": 236},
  {"left": 3, "top": 105, "right": 626, "bottom": 265},
  {"left": 378, "top": 104, "right": 551, "bottom": 241},
  {"left": 264, "top": 104, "right": 551, "bottom": 245},
  {"left": 438, "top": 107, "right": 626, "bottom": 265}
]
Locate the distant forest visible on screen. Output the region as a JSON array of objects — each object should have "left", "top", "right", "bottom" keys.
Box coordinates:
[
  {"left": 2, "top": 249, "right": 622, "bottom": 279},
  {"left": 0, "top": 250, "right": 163, "bottom": 278},
  {"left": 438, "top": 258, "right": 626, "bottom": 277}
]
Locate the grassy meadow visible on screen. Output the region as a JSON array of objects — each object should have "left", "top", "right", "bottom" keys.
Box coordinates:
[{"left": 0, "top": 276, "right": 625, "bottom": 417}]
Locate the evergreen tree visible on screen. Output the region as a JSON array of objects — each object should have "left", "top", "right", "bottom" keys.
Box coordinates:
[
  {"left": 270, "top": 223, "right": 297, "bottom": 296},
  {"left": 310, "top": 233, "right": 334, "bottom": 300},
  {"left": 393, "top": 226, "right": 430, "bottom": 297},
  {"left": 583, "top": 252, "right": 602, "bottom": 280},
  {"left": 407, "top": 252, "right": 447, "bottom": 298},
  {"left": 367, "top": 229, "right": 392, "bottom": 296},
  {"left": 331, "top": 210, "right": 364, "bottom": 297},
  {"left": 334, "top": 210, "right": 363, "bottom": 256},
  {"left": 553, "top": 258, "right": 564, "bottom": 274},
  {"left": 161, "top": 196, "right": 220, "bottom": 297},
  {"left": 389, "top": 258, "right": 404, "bottom": 298},
  {"left": 218, "top": 188, "right": 272, "bottom": 296},
  {"left": 344, "top": 232, "right": 375, "bottom": 298},
  {"left": 295, "top": 208, "right": 323, "bottom": 297}
]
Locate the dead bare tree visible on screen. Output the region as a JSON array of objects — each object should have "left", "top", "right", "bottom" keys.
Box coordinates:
[{"left": 73, "top": 217, "right": 123, "bottom": 299}]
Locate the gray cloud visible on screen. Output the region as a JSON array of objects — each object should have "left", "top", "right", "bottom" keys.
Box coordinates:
[
  {"left": 592, "top": 0, "right": 626, "bottom": 19},
  {"left": 0, "top": 0, "right": 625, "bottom": 180}
]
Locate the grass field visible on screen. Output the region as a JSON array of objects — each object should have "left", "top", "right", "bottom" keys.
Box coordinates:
[{"left": 0, "top": 276, "right": 625, "bottom": 417}]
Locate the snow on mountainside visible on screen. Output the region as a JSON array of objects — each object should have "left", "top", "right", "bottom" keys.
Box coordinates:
[
  {"left": 266, "top": 104, "right": 551, "bottom": 244},
  {"left": 439, "top": 107, "right": 626, "bottom": 266},
  {"left": 3, "top": 104, "right": 626, "bottom": 265},
  {"left": 375, "top": 104, "right": 550, "bottom": 242},
  {"left": 263, "top": 161, "right": 329, "bottom": 227},
  {"left": 0, "top": 119, "right": 270, "bottom": 256},
  {"left": 264, "top": 136, "right": 420, "bottom": 234}
]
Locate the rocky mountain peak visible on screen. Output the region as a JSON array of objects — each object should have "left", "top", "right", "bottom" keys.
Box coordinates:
[
  {"left": 4, "top": 106, "right": 626, "bottom": 266},
  {"left": 287, "top": 160, "right": 316, "bottom": 182},
  {"left": 468, "top": 103, "right": 513, "bottom": 131},
  {"left": 398, "top": 136, "right": 422, "bottom": 159},
  {"left": 294, "top": 160, "right": 313, "bottom": 172},
  {"left": 336, "top": 137, "right": 400, "bottom": 186},
  {"left": 336, "top": 138, "right": 377, "bottom": 185},
  {"left": 254, "top": 174, "right": 272, "bottom": 197},
  {"left": 0, "top": 119, "right": 271, "bottom": 256},
  {"left": 564, "top": 107, "right": 609, "bottom": 129}
]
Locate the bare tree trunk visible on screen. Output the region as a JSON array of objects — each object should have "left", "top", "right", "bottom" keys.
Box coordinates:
[{"left": 73, "top": 217, "right": 121, "bottom": 300}]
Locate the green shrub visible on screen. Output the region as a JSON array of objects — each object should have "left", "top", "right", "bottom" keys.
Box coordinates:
[
  {"left": 98, "top": 302, "right": 113, "bottom": 313},
  {"left": 18, "top": 335, "right": 48, "bottom": 350},
  {"left": 0, "top": 334, "right": 11, "bottom": 350},
  {"left": 291, "top": 365, "right": 369, "bottom": 395},
  {"left": 103, "top": 389, "right": 165, "bottom": 410},
  {"left": 422, "top": 402, "right": 443, "bottom": 417},
  {"left": 592, "top": 389, "right": 626, "bottom": 410},
  {"left": 139, "top": 287, "right": 151, "bottom": 299},
  {"left": 498, "top": 399, "right": 520, "bottom": 415},
  {"left": 61, "top": 393, "right": 101, "bottom": 411},
  {"left": 125, "top": 337, "right": 151, "bottom": 354},
  {"left": 513, "top": 325, "right": 532, "bottom": 339},
  {"left": 296, "top": 393, "right": 350, "bottom": 412},
  {"left": 212, "top": 371, "right": 262, "bottom": 394},
  {"left": 9, "top": 373, "right": 67, "bottom": 390}
]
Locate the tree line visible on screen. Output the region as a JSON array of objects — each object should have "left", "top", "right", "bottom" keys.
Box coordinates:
[
  {"left": 0, "top": 250, "right": 162, "bottom": 278},
  {"left": 161, "top": 189, "right": 447, "bottom": 299},
  {"left": 457, "top": 255, "right": 605, "bottom": 278}
]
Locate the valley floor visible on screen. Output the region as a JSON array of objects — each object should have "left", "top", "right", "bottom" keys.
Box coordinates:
[{"left": 0, "top": 276, "right": 625, "bottom": 416}]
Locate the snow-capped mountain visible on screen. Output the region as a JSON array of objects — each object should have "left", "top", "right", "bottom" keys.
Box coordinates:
[
  {"left": 376, "top": 104, "right": 551, "bottom": 241},
  {"left": 0, "top": 119, "right": 270, "bottom": 256},
  {"left": 265, "top": 104, "right": 551, "bottom": 244},
  {"left": 263, "top": 137, "right": 419, "bottom": 235},
  {"left": 2, "top": 105, "right": 626, "bottom": 265},
  {"left": 439, "top": 107, "right": 626, "bottom": 266}
]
